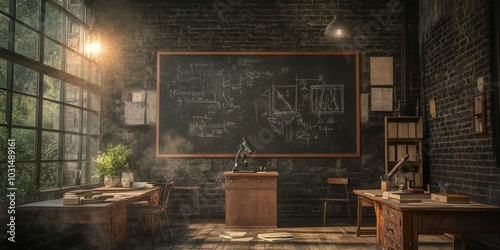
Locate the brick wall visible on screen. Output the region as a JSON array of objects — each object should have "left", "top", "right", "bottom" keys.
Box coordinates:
[
  {"left": 420, "top": 0, "right": 500, "bottom": 246},
  {"left": 98, "top": 0, "right": 417, "bottom": 219},
  {"left": 420, "top": 0, "right": 499, "bottom": 204}
]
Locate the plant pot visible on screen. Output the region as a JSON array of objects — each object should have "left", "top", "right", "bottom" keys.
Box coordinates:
[{"left": 103, "top": 176, "right": 121, "bottom": 187}]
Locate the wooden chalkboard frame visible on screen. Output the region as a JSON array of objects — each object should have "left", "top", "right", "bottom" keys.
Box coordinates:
[{"left": 156, "top": 52, "right": 360, "bottom": 158}]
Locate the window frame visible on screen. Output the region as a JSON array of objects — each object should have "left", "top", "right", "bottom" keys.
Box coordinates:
[{"left": 0, "top": 0, "right": 101, "bottom": 193}]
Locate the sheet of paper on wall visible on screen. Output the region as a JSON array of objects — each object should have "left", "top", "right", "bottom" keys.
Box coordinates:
[
  {"left": 146, "top": 90, "right": 156, "bottom": 124},
  {"left": 370, "top": 56, "right": 394, "bottom": 85},
  {"left": 124, "top": 101, "right": 145, "bottom": 125},
  {"left": 371, "top": 87, "right": 393, "bottom": 111}
]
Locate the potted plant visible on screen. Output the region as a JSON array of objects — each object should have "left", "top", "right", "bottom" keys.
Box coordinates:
[{"left": 93, "top": 144, "right": 133, "bottom": 187}]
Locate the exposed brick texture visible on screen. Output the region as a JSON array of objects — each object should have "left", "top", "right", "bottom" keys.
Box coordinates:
[{"left": 420, "top": 0, "right": 499, "bottom": 246}]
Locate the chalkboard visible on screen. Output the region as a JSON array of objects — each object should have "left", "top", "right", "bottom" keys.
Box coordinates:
[{"left": 156, "top": 52, "right": 360, "bottom": 158}]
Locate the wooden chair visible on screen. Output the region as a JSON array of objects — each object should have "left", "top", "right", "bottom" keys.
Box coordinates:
[
  {"left": 132, "top": 181, "right": 174, "bottom": 244},
  {"left": 321, "top": 178, "right": 352, "bottom": 226}
]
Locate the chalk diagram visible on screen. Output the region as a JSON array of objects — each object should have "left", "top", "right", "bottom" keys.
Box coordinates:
[
  {"left": 263, "top": 76, "right": 345, "bottom": 145},
  {"left": 166, "top": 60, "right": 346, "bottom": 146}
]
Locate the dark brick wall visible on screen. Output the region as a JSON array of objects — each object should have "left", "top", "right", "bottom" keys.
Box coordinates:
[
  {"left": 420, "top": 0, "right": 500, "bottom": 246},
  {"left": 420, "top": 0, "right": 499, "bottom": 205},
  {"left": 98, "top": 0, "right": 416, "bottom": 219}
]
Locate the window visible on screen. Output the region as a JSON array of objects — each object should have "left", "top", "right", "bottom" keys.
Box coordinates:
[{"left": 0, "top": 0, "right": 101, "bottom": 197}]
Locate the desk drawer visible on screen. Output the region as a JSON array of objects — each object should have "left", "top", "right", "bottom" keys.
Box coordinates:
[
  {"left": 226, "top": 177, "right": 276, "bottom": 189},
  {"left": 384, "top": 233, "right": 402, "bottom": 250},
  {"left": 384, "top": 219, "right": 402, "bottom": 242},
  {"left": 383, "top": 206, "right": 402, "bottom": 225}
]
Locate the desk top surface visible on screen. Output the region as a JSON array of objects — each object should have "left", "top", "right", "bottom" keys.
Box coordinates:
[
  {"left": 224, "top": 171, "right": 279, "bottom": 177},
  {"left": 19, "top": 188, "right": 158, "bottom": 210},
  {"left": 354, "top": 189, "right": 500, "bottom": 212}
]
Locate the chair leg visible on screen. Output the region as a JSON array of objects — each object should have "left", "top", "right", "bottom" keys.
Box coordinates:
[
  {"left": 163, "top": 211, "right": 171, "bottom": 239},
  {"left": 322, "top": 201, "right": 327, "bottom": 226},
  {"left": 157, "top": 213, "right": 163, "bottom": 242},
  {"left": 151, "top": 214, "right": 155, "bottom": 245},
  {"left": 346, "top": 202, "right": 352, "bottom": 220}
]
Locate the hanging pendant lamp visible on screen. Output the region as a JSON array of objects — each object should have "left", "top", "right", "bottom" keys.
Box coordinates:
[
  {"left": 324, "top": 14, "right": 351, "bottom": 38},
  {"left": 324, "top": 1, "right": 351, "bottom": 39}
]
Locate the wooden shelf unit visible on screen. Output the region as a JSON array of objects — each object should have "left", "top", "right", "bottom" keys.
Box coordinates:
[{"left": 384, "top": 116, "right": 424, "bottom": 188}]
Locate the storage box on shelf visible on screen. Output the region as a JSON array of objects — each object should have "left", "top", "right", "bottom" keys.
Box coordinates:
[{"left": 385, "top": 116, "right": 424, "bottom": 188}]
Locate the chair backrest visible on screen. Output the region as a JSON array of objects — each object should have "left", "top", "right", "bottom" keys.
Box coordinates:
[
  {"left": 326, "top": 178, "right": 349, "bottom": 199},
  {"left": 159, "top": 182, "right": 174, "bottom": 211}
]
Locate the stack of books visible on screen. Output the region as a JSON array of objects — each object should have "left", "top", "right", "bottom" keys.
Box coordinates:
[
  {"left": 383, "top": 191, "right": 431, "bottom": 203},
  {"left": 81, "top": 194, "right": 114, "bottom": 204},
  {"left": 63, "top": 189, "right": 94, "bottom": 205}
]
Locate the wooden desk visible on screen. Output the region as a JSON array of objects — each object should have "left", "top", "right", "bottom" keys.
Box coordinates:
[
  {"left": 353, "top": 190, "right": 500, "bottom": 250},
  {"left": 19, "top": 188, "right": 159, "bottom": 250},
  {"left": 224, "top": 171, "right": 278, "bottom": 228}
]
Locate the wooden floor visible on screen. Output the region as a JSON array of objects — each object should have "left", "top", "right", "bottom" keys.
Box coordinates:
[{"left": 126, "top": 217, "right": 453, "bottom": 250}]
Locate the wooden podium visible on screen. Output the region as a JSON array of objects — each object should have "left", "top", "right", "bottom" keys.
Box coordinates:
[{"left": 224, "top": 171, "right": 278, "bottom": 228}]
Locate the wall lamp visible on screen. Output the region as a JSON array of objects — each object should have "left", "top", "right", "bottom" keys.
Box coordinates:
[{"left": 324, "top": 1, "right": 351, "bottom": 39}]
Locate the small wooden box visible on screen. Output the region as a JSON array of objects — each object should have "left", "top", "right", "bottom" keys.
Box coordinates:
[{"left": 431, "top": 193, "right": 470, "bottom": 204}]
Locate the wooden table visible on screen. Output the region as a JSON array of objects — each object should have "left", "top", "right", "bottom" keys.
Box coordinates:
[
  {"left": 224, "top": 171, "right": 278, "bottom": 228},
  {"left": 353, "top": 189, "right": 500, "bottom": 250},
  {"left": 19, "top": 187, "right": 159, "bottom": 250}
]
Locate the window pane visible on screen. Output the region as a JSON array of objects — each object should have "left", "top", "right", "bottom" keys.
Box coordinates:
[
  {"left": 91, "top": 92, "right": 100, "bottom": 112},
  {"left": 90, "top": 112, "right": 99, "bottom": 135},
  {"left": 15, "top": 163, "right": 37, "bottom": 197},
  {"left": 64, "top": 133, "right": 80, "bottom": 159},
  {"left": 82, "top": 136, "right": 98, "bottom": 160},
  {"left": 67, "top": 21, "right": 81, "bottom": 52},
  {"left": 64, "top": 106, "right": 80, "bottom": 132},
  {"left": 69, "top": 0, "right": 84, "bottom": 19},
  {"left": 0, "top": 126, "right": 8, "bottom": 161},
  {"left": 16, "top": 0, "right": 39, "bottom": 29},
  {"left": 0, "top": 14, "right": 8, "bottom": 49},
  {"left": 43, "top": 75, "right": 61, "bottom": 101},
  {"left": 82, "top": 110, "right": 88, "bottom": 133},
  {"left": 63, "top": 161, "right": 79, "bottom": 186},
  {"left": 12, "top": 93, "right": 37, "bottom": 127},
  {"left": 11, "top": 128, "right": 36, "bottom": 160},
  {"left": 65, "top": 84, "right": 80, "bottom": 105},
  {"left": 40, "top": 162, "right": 59, "bottom": 190},
  {"left": 0, "top": 90, "right": 6, "bottom": 124},
  {"left": 81, "top": 161, "right": 99, "bottom": 184},
  {"left": 84, "top": 59, "right": 100, "bottom": 84},
  {"left": 13, "top": 64, "right": 38, "bottom": 95},
  {"left": 41, "top": 131, "right": 60, "bottom": 160},
  {"left": 42, "top": 100, "right": 60, "bottom": 129},
  {"left": 0, "top": 0, "right": 9, "bottom": 12},
  {"left": 66, "top": 49, "right": 83, "bottom": 77},
  {"left": 45, "top": 3, "right": 62, "bottom": 41},
  {"left": 0, "top": 58, "right": 6, "bottom": 88},
  {"left": 44, "top": 38, "right": 62, "bottom": 70},
  {"left": 14, "top": 22, "right": 39, "bottom": 60}
]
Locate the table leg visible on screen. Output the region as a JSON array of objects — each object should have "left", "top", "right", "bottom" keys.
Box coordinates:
[{"left": 373, "top": 200, "right": 383, "bottom": 247}]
